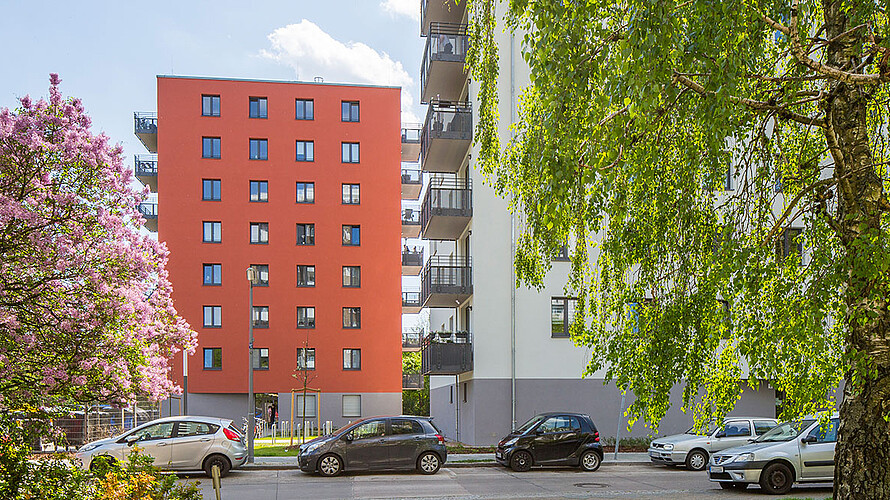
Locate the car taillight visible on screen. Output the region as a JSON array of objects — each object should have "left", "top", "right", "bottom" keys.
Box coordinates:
[
  {"left": 594, "top": 431, "right": 600, "bottom": 443},
  {"left": 224, "top": 428, "right": 242, "bottom": 442},
  {"left": 435, "top": 434, "right": 444, "bottom": 445}
]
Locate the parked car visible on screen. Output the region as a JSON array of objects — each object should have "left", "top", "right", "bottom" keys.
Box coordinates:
[
  {"left": 75, "top": 416, "right": 247, "bottom": 477},
  {"left": 708, "top": 415, "right": 838, "bottom": 494},
  {"left": 495, "top": 412, "right": 604, "bottom": 472},
  {"left": 297, "top": 416, "right": 446, "bottom": 476},
  {"left": 648, "top": 416, "right": 778, "bottom": 471}
]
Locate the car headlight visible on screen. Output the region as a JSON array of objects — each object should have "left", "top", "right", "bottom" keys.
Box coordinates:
[
  {"left": 78, "top": 443, "right": 101, "bottom": 453},
  {"left": 730, "top": 453, "right": 754, "bottom": 463},
  {"left": 301, "top": 442, "right": 323, "bottom": 454},
  {"left": 662, "top": 444, "right": 674, "bottom": 451},
  {"left": 502, "top": 437, "right": 518, "bottom": 447}
]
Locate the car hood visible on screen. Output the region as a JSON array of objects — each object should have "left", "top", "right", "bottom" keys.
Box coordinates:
[
  {"left": 80, "top": 437, "right": 115, "bottom": 451},
  {"left": 715, "top": 441, "right": 786, "bottom": 456},
  {"left": 498, "top": 432, "right": 523, "bottom": 444},
  {"left": 299, "top": 435, "right": 335, "bottom": 451},
  {"left": 652, "top": 433, "right": 708, "bottom": 446}
]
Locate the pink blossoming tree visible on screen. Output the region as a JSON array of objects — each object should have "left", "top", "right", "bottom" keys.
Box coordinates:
[{"left": 0, "top": 75, "right": 195, "bottom": 408}]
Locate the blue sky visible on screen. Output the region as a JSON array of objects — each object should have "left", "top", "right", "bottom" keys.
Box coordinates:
[{"left": 0, "top": 0, "right": 424, "bottom": 161}]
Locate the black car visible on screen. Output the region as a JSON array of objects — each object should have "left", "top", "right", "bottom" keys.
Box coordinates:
[
  {"left": 496, "top": 412, "right": 603, "bottom": 472},
  {"left": 297, "top": 416, "right": 447, "bottom": 476}
]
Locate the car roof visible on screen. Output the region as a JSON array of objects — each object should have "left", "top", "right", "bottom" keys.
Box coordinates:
[
  {"left": 724, "top": 416, "right": 778, "bottom": 420},
  {"left": 138, "top": 415, "right": 232, "bottom": 426},
  {"left": 533, "top": 412, "right": 591, "bottom": 418}
]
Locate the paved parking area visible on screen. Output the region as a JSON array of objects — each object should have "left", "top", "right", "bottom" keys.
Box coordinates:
[{"left": 180, "top": 464, "right": 833, "bottom": 499}]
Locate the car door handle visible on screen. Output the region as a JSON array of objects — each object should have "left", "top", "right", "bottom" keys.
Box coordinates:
[
  {"left": 413, "top": 437, "right": 424, "bottom": 441},
  {"left": 200, "top": 438, "right": 212, "bottom": 442},
  {"left": 156, "top": 442, "right": 167, "bottom": 447}
]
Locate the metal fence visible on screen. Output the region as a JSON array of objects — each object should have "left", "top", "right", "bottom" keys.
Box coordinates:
[{"left": 48, "top": 400, "right": 162, "bottom": 450}]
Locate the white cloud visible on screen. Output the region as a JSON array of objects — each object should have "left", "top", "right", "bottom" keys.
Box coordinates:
[
  {"left": 261, "top": 20, "right": 420, "bottom": 123},
  {"left": 380, "top": 0, "right": 420, "bottom": 22}
]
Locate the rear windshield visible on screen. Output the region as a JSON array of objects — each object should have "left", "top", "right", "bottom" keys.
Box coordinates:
[
  {"left": 754, "top": 420, "right": 815, "bottom": 443},
  {"left": 226, "top": 424, "right": 243, "bottom": 437},
  {"left": 427, "top": 419, "right": 442, "bottom": 435}
]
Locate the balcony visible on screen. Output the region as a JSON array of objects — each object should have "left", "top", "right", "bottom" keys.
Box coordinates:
[
  {"left": 421, "top": 0, "right": 466, "bottom": 36},
  {"left": 133, "top": 112, "right": 157, "bottom": 153},
  {"left": 402, "top": 207, "right": 421, "bottom": 238},
  {"left": 403, "top": 373, "right": 424, "bottom": 390},
  {"left": 402, "top": 247, "right": 424, "bottom": 276},
  {"left": 403, "top": 291, "right": 422, "bottom": 314},
  {"left": 421, "top": 331, "right": 473, "bottom": 375},
  {"left": 138, "top": 202, "right": 157, "bottom": 232},
  {"left": 421, "top": 23, "right": 469, "bottom": 103},
  {"left": 402, "top": 331, "right": 422, "bottom": 351},
  {"left": 401, "top": 124, "right": 421, "bottom": 163},
  {"left": 421, "top": 100, "right": 472, "bottom": 173},
  {"left": 401, "top": 167, "right": 422, "bottom": 200},
  {"left": 420, "top": 256, "right": 472, "bottom": 308},
  {"left": 134, "top": 154, "right": 157, "bottom": 192},
  {"left": 421, "top": 177, "right": 472, "bottom": 240}
]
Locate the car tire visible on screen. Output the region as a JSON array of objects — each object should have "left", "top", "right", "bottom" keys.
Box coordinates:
[
  {"left": 760, "top": 462, "right": 793, "bottom": 495},
  {"left": 417, "top": 451, "right": 441, "bottom": 475},
  {"left": 317, "top": 453, "right": 343, "bottom": 477},
  {"left": 203, "top": 454, "right": 231, "bottom": 478},
  {"left": 685, "top": 449, "right": 708, "bottom": 471},
  {"left": 510, "top": 450, "right": 533, "bottom": 472},
  {"left": 719, "top": 482, "right": 749, "bottom": 490},
  {"left": 579, "top": 450, "right": 601, "bottom": 472}
]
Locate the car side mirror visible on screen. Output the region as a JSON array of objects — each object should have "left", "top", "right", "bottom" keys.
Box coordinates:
[
  {"left": 801, "top": 436, "right": 817, "bottom": 444},
  {"left": 126, "top": 435, "right": 140, "bottom": 447},
  {"left": 342, "top": 433, "right": 353, "bottom": 442}
]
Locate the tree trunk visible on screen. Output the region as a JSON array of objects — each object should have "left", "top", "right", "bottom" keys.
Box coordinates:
[{"left": 834, "top": 370, "right": 890, "bottom": 499}]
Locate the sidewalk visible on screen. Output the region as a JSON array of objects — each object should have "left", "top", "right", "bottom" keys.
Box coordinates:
[{"left": 243, "top": 452, "right": 651, "bottom": 470}]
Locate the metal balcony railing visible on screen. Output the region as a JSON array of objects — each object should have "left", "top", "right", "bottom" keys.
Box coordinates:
[
  {"left": 421, "top": 23, "right": 469, "bottom": 102},
  {"left": 134, "top": 112, "right": 157, "bottom": 134},
  {"left": 402, "top": 291, "right": 421, "bottom": 308},
  {"left": 403, "top": 373, "right": 424, "bottom": 390},
  {"left": 402, "top": 248, "right": 424, "bottom": 267},
  {"left": 420, "top": 100, "right": 472, "bottom": 172},
  {"left": 402, "top": 207, "right": 421, "bottom": 225},
  {"left": 421, "top": 176, "right": 472, "bottom": 235},
  {"left": 402, "top": 124, "right": 421, "bottom": 144},
  {"left": 134, "top": 154, "right": 157, "bottom": 176},
  {"left": 138, "top": 202, "right": 158, "bottom": 218},
  {"left": 421, "top": 331, "right": 473, "bottom": 374},
  {"left": 402, "top": 168, "right": 422, "bottom": 185},
  {"left": 420, "top": 255, "right": 472, "bottom": 307},
  {"left": 402, "top": 331, "right": 422, "bottom": 349}
]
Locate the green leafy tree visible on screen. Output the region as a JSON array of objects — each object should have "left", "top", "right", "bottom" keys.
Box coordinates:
[
  {"left": 469, "top": 1, "right": 890, "bottom": 496},
  {"left": 402, "top": 352, "right": 429, "bottom": 416}
]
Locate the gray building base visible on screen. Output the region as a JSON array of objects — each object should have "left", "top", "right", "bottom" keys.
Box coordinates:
[{"left": 431, "top": 378, "right": 777, "bottom": 446}]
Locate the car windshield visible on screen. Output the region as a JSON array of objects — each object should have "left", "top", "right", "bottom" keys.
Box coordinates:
[
  {"left": 515, "top": 415, "right": 547, "bottom": 434},
  {"left": 685, "top": 421, "right": 717, "bottom": 435},
  {"left": 754, "top": 420, "right": 815, "bottom": 442}
]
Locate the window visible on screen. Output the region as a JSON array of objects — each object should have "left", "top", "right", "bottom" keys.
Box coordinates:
[
  {"left": 537, "top": 415, "right": 581, "bottom": 434},
  {"left": 249, "top": 139, "right": 268, "bottom": 160},
  {"left": 251, "top": 348, "right": 269, "bottom": 370},
  {"left": 296, "top": 140, "right": 314, "bottom": 162},
  {"left": 296, "top": 182, "right": 315, "bottom": 204},
  {"left": 720, "top": 420, "right": 752, "bottom": 438},
  {"left": 754, "top": 420, "right": 777, "bottom": 435},
  {"left": 554, "top": 245, "right": 569, "bottom": 261},
  {"left": 342, "top": 266, "right": 361, "bottom": 287},
  {"left": 249, "top": 97, "right": 267, "bottom": 119},
  {"left": 341, "top": 101, "right": 360, "bottom": 122},
  {"left": 724, "top": 164, "right": 734, "bottom": 191},
  {"left": 133, "top": 422, "right": 175, "bottom": 441},
  {"left": 297, "top": 265, "right": 315, "bottom": 287},
  {"left": 250, "top": 222, "right": 269, "bottom": 244},
  {"left": 203, "top": 348, "right": 221, "bottom": 370},
  {"left": 203, "top": 221, "right": 222, "bottom": 243},
  {"left": 202, "top": 137, "right": 221, "bottom": 159},
  {"left": 341, "top": 142, "right": 359, "bottom": 163},
  {"left": 342, "top": 184, "right": 360, "bottom": 204},
  {"left": 352, "top": 421, "right": 386, "bottom": 440},
  {"left": 252, "top": 306, "right": 269, "bottom": 328},
  {"left": 296, "top": 224, "right": 315, "bottom": 245},
  {"left": 249, "top": 181, "right": 268, "bottom": 202},
  {"left": 297, "top": 348, "right": 315, "bottom": 370},
  {"left": 805, "top": 418, "right": 840, "bottom": 443},
  {"left": 342, "top": 225, "right": 360, "bottom": 246},
  {"left": 202, "top": 95, "right": 220, "bottom": 117},
  {"left": 295, "top": 99, "right": 314, "bottom": 120},
  {"left": 390, "top": 419, "right": 424, "bottom": 435},
  {"left": 551, "top": 297, "right": 578, "bottom": 338},
  {"left": 342, "top": 308, "right": 361, "bottom": 329},
  {"left": 249, "top": 264, "right": 269, "bottom": 286},
  {"left": 175, "top": 422, "right": 217, "bottom": 437},
  {"left": 203, "top": 306, "right": 222, "bottom": 328},
  {"left": 202, "top": 179, "right": 221, "bottom": 201},
  {"left": 777, "top": 228, "right": 804, "bottom": 261},
  {"left": 343, "top": 348, "right": 361, "bottom": 370},
  {"left": 297, "top": 307, "right": 315, "bottom": 329},
  {"left": 203, "top": 264, "right": 221, "bottom": 286},
  {"left": 342, "top": 395, "right": 361, "bottom": 417},
  {"left": 296, "top": 394, "right": 317, "bottom": 417}
]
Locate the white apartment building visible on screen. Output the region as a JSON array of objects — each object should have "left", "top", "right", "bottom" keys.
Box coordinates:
[{"left": 410, "top": 0, "right": 777, "bottom": 446}]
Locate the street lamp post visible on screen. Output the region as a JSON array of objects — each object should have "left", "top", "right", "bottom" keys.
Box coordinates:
[{"left": 246, "top": 267, "right": 256, "bottom": 464}]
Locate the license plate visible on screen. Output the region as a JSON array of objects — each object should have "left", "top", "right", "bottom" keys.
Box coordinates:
[{"left": 710, "top": 466, "right": 724, "bottom": 473}]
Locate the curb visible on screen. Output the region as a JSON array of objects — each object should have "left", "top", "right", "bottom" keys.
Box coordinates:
[{"left": 240, "top": 460, "right": 652, "bottom": 471}]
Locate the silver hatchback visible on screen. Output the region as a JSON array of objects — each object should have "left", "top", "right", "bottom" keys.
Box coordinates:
[{"left": 75, "top": 416, "right": 247, "bottom": 477}]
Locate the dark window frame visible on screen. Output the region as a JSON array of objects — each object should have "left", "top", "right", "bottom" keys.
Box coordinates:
[
  {"left": 296, "top": 265, "right": 316, "bottom": 288},
  {"left": 249, "top": 138, "right": 268, "bottom": 160},
  {"left": 296, "top": 223, "right": 315, "bottom": 246},
  {"left": 203, "top": 263, "right": 222, "bottom": 286},
  {"left": 251, "top": 347, "right": 269, "bottom": 370},
  {"left": 250, "top": 264, "right": 269, "bottom": 287},
  {"left": 296, "top": 182, "right": 315, "bottom": 204},
  {"left": 296, "top": 306, "right": 316, "bottom": 329},
  {"left": 201, "top": 95, "right": 220, "bottom": 117},
  {"left": 342, "top": 307, "right": 361, "bottom": 329},
  {"left": 342, "top": 266, "right": 361, "bottom": 288},
  {"left": 341, "top": 183, "right": 360, "bottom": 205},
  {"left": 202, "top": 221, "right": 222, "bottom": 243},
  {"left": 295, "top": 99, "right": 314, "bottom": 120},
  {"left": 250, "top": 222, "right": 269, "bottom": 245},
  {"left": 296, "top": 140, "right": 315, "bottom": 162},
  {"left": 249, "top": 96, "right": 268, "bottom": 119},
  {"left": 202, "top": 179, "right": 221, "bottom": 201},
  {"left": 297, "top": 348, "right": 316, "bottom": 371},
  {"left": 341, "top": 101, "right": 360, "bottom": 122},
  {"left": 203, "top": 305, "right": 222, "bottom": 328},
  {"left": 249, "top": 180, "right": 269, "bottom": 202},
  {"left": 551, "top": 296, "right": 578, "bottom": 338},
  {"left": 203, "top": 347, "right": 222, "bottom": 370},
  {"left": 342, "top": 225, "right": 361, "bottom": 246},
  {"left": 202, "top": 137, "right": 221, "bottom": 159},
  {"left": 341, "top": 142, "right": 360, "bottom": 163},
  {"left": 343, "top": 348, "right": 361, "bottom": 370},
  {"left": 252, "top": 306, "right": 269, "bottom": 329}
]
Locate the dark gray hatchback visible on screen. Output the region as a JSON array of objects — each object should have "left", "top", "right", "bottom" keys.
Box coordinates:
[
  {"left": 496, "top": 412, "right": 604, "bottom": 472},
  {"left": 297, "top": 416, "right": 447, "bottom": 476}
]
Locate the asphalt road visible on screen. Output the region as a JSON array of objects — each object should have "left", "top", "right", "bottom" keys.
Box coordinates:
[{"left": 180, "top": 464, "right": 833, "bottom": 500}]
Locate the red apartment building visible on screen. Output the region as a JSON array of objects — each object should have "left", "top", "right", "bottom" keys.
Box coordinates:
[{"left": 133, "top": 76, "right": 402, "bottom": 427}]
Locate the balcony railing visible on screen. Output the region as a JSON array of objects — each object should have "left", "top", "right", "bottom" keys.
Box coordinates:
[
  {"left": 403, "top": 291, "right": 422, "bottom": 312},
  {"left": 402, "top": 207, "right": 422, "bottom": 238},
  {"left": 402, "top": 168, "right": 421, "bottom": 185},
  {"left": 421, "top": 177, "right": 472, "bottom": 240},
  {"left": 402, "top": 248, "right": 424, "bottom": 267},
  {"left": 421, "top": 100, "right": 472, "bottom": 172},
  {"left": 421, "top": 331, "right": 473, "bottom": 375},
  {"left": 134, "top": 154, "right": 158, "bottom": 192},
  {"left": 402, "top": 168, "right": 422, "bottom": 200},
  {"left": 138, "top": 202, "right": 157, "bottom": 232},
  {"left": 402, "top": 331, "right": 423, "bottom": 350},
  {"left": 421, "top": 0, "right": 466, "bottom": 36},
  {"left": 133, "top": 112, "right": 158, "bottom": 153},
  {"left": 421, "top": 23, "right": 469, "bottom": 103},
  {"left": 420, "top": 255, "right": 472, "bottom": 307},
  {"left": 403, "top": 373, "right": 424, "bottom": 390}
]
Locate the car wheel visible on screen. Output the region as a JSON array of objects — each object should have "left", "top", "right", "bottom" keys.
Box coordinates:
[
  {"left": 685, "top": 449, "right": 708, "bottom": 471},
  {"left": 760, "top": 462, "right": 793, "bottom": 495},
  {"left": 317, "top": 453, "right": 343, "bottom": 477},
  {"left": 417, "top": 451, "right": 441, "bottom": 475},
  {"left": 510, "top": 450, "right": 533, "bottom": 472},
  {"left": 203, "top": 454, "right": 231, "bottom": 478},
  {"left": 719, "top": 482, "right": 749, "bottom": 490},
  {"left": 579, "top": 450, "right": 601, "bottom": 472}
]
